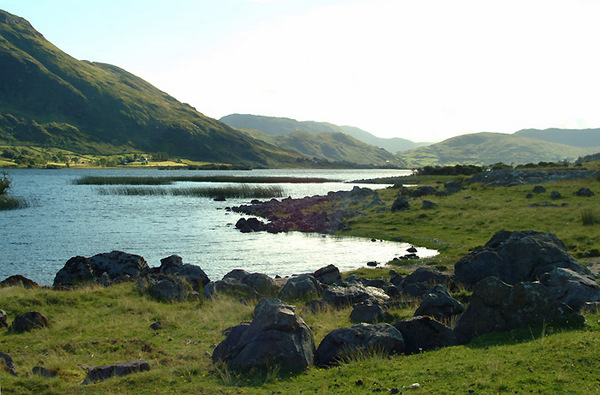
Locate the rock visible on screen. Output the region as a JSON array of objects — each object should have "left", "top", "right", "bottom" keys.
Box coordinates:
[
  {"left": 0, "top": 351, "right": 17, "bottom": 376},
  {"left": 414, "top": 284, "right": 465, "bottom": 321},
  {"left": 400, "top": 268, "right": 454, "bottom": 297},
  {"left": 453, "top": 277, "right": 584, "bottom": 344},
  {"left": 0, "top": 275, "right": 38, "bottom": 289},
  {"left": 240, "top": 272, "right": 279, "bottom": 296},
  {"left": 204, "top": 270, "right": 278, "bottom": 300},
  {"left": 444, "top": 180, "right": 463, "bottom": 193},
  {"left": 140, "top": 275, "right": 195, "bottom": 302},
  {"left": 454, "top": 230, "right": 593, "bottom": 286},
  {"left": 409, "top": 186, "right": 437, "bottom": 197},
  {"left": 213, "top": 195, "right": 226, "bottom": 201},
  {"left": 304, "top": 299, "right": 328, "bottom": 313},
  {"left": 88, "top": 251, "right": 149, "bottom": 280},
  {"left": 532, "top": 185, "right": 546, "bottom": 194},
  {"left": 366, "top": 261, "right": 378, "bottom": 267},
  {"left": 394, "top": 316, "right": 456, "bottom": 354},
  {"left": 313, "top": 264, "right": 341, "bottom": 285},
  {"left": 82, "top": 360, "right": 150, "bottom": 384},
  {"left": 575, "top": 187, "right": 594, "bottom": 197},
  {"left": 204, "top": 279, "right": 259, "bottom": 301},
  {"left": 391, "top": 197, "right": 410, "bottom": 212},
  {"left": 550, "top": 190, "right": 561, "bottom": 199},
  {"left": 0, "top": 309, "right": 7, "bottom": 328},
  {"left": 406, "top": 246, "right": 418, "bottom": 253},
  {"left": 212, "top": 298, "right": 315, "bottom": 372},
  {"left": 150, "top": 321, "right": 163, "bottom": 330},
  {"left": 53, "top": 256, "right": 95, "bottom": 288},
  {"left": 539, "top": 267, "right": 600, "bottom": 309},
  {"left": 235, "top": 217, "right": 266, "bottom": 232},
  {"left": 315, "top": 323, "right": 404, "bottom": 366},
  {"left": 158, "top": 255, "right": 183, "bottom": 274},
  {"left": 323, "top": 284, "right": 390, "bottom": 307},
  {"left": 350, "top": 300, "right": 386, "bottom": 323},
  {"left": 422, "top": 200, "right": 438, "bottom": 209},
  {"left": 278, "top": 274, "right": 323, "bottom": 301},
  {"left": 10, "top": 311, "right": 50, "bottom": 333},
  {"left": 175, "top": 264, "right": 211, "bottom": 291},
  {"left": 32, "top": 366, "right": 55, "bottom": 378}
]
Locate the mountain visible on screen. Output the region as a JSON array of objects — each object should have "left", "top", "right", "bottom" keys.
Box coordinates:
[
  {"left": 514, "top": 128, "right": 600, "bottom": 147},
  {"left": 219, "top": 113, "right": 425, "bottom": 153},
  {"left": 241, "top": 128, "right": 403, "bottom": 166},
  {"left": 0, "top": 10, "right": 305, "bottom": 166},
  {"left": 397, "top": 132, "right": 600, "bottom": 167}
]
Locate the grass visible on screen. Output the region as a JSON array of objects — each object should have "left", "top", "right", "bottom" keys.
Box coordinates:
[
  {"left": 0, "top": 283, "right": 598, "bottom": 394},
  {"left": 74, "top": 175, "right": 337, "bottom": 185},
  {"left": 96, "top": 185, "right": 285, "bottom": 198},
  {"left": 0, "top": 195, "right": 28, "bottom": 210}
]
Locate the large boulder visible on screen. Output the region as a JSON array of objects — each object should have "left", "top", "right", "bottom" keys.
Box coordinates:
[
  {"left": 394, "top": 316, "right": 456, "bottom": 355},
  {"left": 278, "top": 274, "right": 323, "bottom": 301},
  {"left": 53, "top": 256, "right": 95, "bottom": 288},
  {"left": 454, "top": 230, "right": 593, "bottom": 286},
  {"left": 539, "top": 267, "right": 600, "bottom": 309},
  {"left": 158, "top": 256, "right": 211, "bottom": 291},
  {"left": 10, "top": 311, "right": 50, "bottom": 333},
  {"left": 204, "top": 270, "right": 278, "bottom": 300},
  {"left": 0, "top": 275, "right": 38, "bottom": 289},
  {"left": 323, "top": 284, "right": 390, "bottom": 307},
  {"left": 398, "top": 267, "right": 454, "bottom": 298},
  {"left": 453, "top": 277, "right": 584, "bottom": 345},
  {"left": 315, "top": 323, "right": 404, "bottom": 366},
  {"left": 350, "top": 300, "right": 386, "bottom": 323},
  {"left": 212, "top": 299, "right": 315, "bottom": 372},
  {"left": 414, "top": 284, "right": 465, "bottom": 321},
  {"left": 313, "top": 264, "right": 341, "bottom": 285},
  {"left": 88, "top": 251, "right": 149, "bottom": 280},
  {"left": 138, "top": 275, "right": 195, "bottom": 302}
]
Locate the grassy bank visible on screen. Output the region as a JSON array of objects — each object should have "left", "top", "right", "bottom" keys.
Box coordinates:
[{"left": 0, "top": 283, "right": 598, "bottom": 394}]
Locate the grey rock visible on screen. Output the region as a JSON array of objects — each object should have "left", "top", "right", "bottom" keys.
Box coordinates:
[
  {"left": 539, "top": 267, "right": 600, "bottom": 309},
  {"left": 53, "top": 256, "right": 95, "bottom": 288},
  {"left": 158, "top": 255, "right": 184, "bottom": 275},
  {"left": 0, "top": 309, "right": 7, "bottom": 328},
  {"left": 323, "top": 284, "right": 390, "bottom": 307},
  {"left": 532, "top": 185, "right": 546, "bottom": 194},
  {"left": 394, "top": 316, "right": 456, "bottom": 354},
  {"left": 10, "top": 311, "right": 50, "bottom": 333},
  {"left": 575, "top": 187, "right": 594, "bottom": 197},
  {"left": 350, "top": 301, "right": 386, "bottom": 323},
  {"left": 391, "top": 197, "right": 410, "bottom": 212},
  {"left": 0, "top": 352, "right": 17, "bottom": 376},
  {"left": 422, "top": 200, "right": 438, "bottom": 209},
  {"left": 453, "top": 277, "right": 584, "bottom": 344},
  {"left": 304, "top": 299, "right": 328, "bottom": 313},
  {"left": 278, "top": 274, "right": 323, "bottom": 301},
  {"left": 400, "top": 267, "right": 454, "bottom": 297},
  {"left": 550, "top": 190, "right": 562, "bottom": 199},
  {"left": 454, "top": 230, "right": 592, "bottom": 286},
  {"left": 0, "top": 275, "right": 38, "bottom": 289},
  {"left": 88, "top": 251, "right": 149, "bottom": 280},
  {"left": 32, "top": 366, "right": 55, "bottom": 378},
  {"left": 313, "top": 264, "right": 341, "bottom": 285},
  {"left": 414, "top": 284, "right": 465, "bottom": 321},
  {"left": 204, "top": 279, "right": 259, "bottom": 301},
  {"left": 82, "top": 360, "right": 150, "bottom": 384},
  {"left": 315, "top": 323, "right": 404, "bottom": 366},
  {"left": 212, "top": 298, "right": 315, "bottom": 372},
  {"left": 142, "top": 275, "right": 194, "bottom": 302}
]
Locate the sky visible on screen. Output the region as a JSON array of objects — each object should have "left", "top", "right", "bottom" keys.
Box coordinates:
[{"left": 1, "top": 0, "right": 600, "bottom": 142}]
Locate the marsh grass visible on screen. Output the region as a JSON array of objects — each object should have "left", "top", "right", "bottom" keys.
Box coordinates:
[
  {"left": 0, "top": 195, "right": 28, "bottom": 210},
  {"left": 75, "top": 175, "right": 336, "bottom": 185},
  {"left": 96, "top": 185, "right": 285, "bottom": 198}
]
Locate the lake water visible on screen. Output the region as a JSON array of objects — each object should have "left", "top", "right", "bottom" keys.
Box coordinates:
[{"left": 0, "top": 168, "right": 436, "bottom": 286}]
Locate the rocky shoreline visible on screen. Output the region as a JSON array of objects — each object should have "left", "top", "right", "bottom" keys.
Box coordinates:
[{"left": 1, "top": 230, "right": 599, "bottom": 381}]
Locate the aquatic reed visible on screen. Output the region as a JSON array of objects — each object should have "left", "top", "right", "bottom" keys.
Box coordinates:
[
  {"left": 75, "top": 175, "right": 336, "bottom": 185},
  {"left": 97, "top": 185, "right": 285, "bottom": 198}
]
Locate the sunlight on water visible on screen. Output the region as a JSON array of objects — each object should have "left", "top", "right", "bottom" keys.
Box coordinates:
[{"left": 0, "top": 168, "right": 435, "bottom": 285}]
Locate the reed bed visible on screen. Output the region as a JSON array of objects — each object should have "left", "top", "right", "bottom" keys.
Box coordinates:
[
  {"left": 75, "top": 175, "right": 336, "bottom": 185},
  {"left": 97, "top": 185, "right": 285, "bottom": 198},
  {"left": 0, "top": 196, "right": 28, "bottom": 210}
]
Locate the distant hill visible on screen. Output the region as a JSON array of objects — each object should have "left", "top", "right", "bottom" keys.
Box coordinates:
[
  {"left": 397, "top": 132, "right": 600, "bottom": 167},
  {"left": 515, "top": 127, "right": 600, "bottom": 147},
  {"left": 220, "top": 114, "right": 425, "bottom": 153},
  {"left": 241, "top": 128, "right": 404, "bottom": 166},
  {"left": 0, "top": 10, "right": 305, "bottom": 167}
]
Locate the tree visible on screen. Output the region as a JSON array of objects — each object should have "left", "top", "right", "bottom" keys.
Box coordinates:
[{"left": 0, "top": 172, "right": 10, "bottom": 195}]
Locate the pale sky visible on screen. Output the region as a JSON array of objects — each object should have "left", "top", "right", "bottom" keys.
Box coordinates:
[{"left": 1, "top": 0, "right": 600, "bottom": 142}]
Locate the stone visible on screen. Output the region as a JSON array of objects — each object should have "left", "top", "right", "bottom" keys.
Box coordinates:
[
  {"left": 158, "top": 255, "right": 184, "bottom": 275},
  {"left": 391, "top": 197, "right": 410, "bottom": 212},
  {"left": 0, "top": 351, "right": 17, "bottom": 376},
  {"left": 315, "top": 323, "right": 404, "bottom": 366},
  {"left": 10, "top": 311, "right": 50, "bottom": 333},
  {"left": 175, "top": 264, "right": 211, "bottom": 290},
  {"left": 204, "top": 270, "right": 278, "bottom": 300},
  {"left": 394, "top": 316, "right": 456, "bottom": 354},
  {"left": 204, "top": 279, "right": 259, "bottom": 301},
  {"left": 453, "top": 277, "right": 584, "bottom": 345},
  {"left": 240, "top": 272, "right": 279, "bottom": 296},
  {"left": 0, "top": 309, "right": 7, "bottom": 328},
  {"left": 323, "top": 284, "right": 390, "bottom": 307},
  {"left": 399, "top": 268, "right": 454, "bottom": 298},
  {"left": 550, "top": 190, "right": 561, "bottom": 199},
  {"left": 575, "top": 187, "right": 594, "bottom": 197},
  {"left": 82, "top": 360, "right": 150, "bottom": 384},
  {"left": 409, "top": 186, "right": 437, "bottom": 197},
  {"left": 532, "top": 185, "right": 546, "bottom": 194},
  {"left": 235, "top": 217, "right": 266, "bottom": 233},
  {"left": 422, "top": 200, "right": 438, "bottom": 209},
  {"left": 313, "top": 264, "right": 341, "bottom": 285},
  {"left": 212, "top": 298, "right": 315, "bottom": 372},
  {"left": 454, "top": 230, "right": 593, "bottom": 286},
  {"left": 0, "top": 275, "right": 38, "bottom": 289},
  {"left": 414, "top": 284, "right": 465, "bottom": 321},
  {"left": 53, "top": 256, "right": 95, "bottom": 288},
  {"left": 350, "top": 300, "right": 386, "bottom": 323},
  {"left": 278, "top": 274, "right": 323, "bottom": 301},
  {"left": 444, "top": 180, "right": 463, "bottom": 193},
  {"left": 88, "top": 251, "right": 149, "bottom": 280},
  {"left": 32, "top": 366, "right": 55, "bottom": 378},
  {"left": 304, "top": 299, "right": 328, "bottom": 313},
  {"left": 539, "top": 267, "right": 600, "bottom": 309},
  {"left": 141, "top": 275, "right": 194, "bottom": 302}
]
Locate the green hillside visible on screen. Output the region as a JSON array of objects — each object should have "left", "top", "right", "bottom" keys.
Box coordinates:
[
  {"left": 515, "top": 127, "right": 600, "bottom": 147},
  {"left": 241, "top": 128, "right": 404, "bottom": 166},
  {"left": 0, "top": 10, "right": 305, "bottom": 167},
  {"left": 398, "top": 132, "right": 600, "bottom": 167},
  {"left": 220, "top": 113, "right": 424, "bottom": 153}
]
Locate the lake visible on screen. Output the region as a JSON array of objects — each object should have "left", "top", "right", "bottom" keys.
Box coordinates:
[{"left": 0, "top": 168, "right": 437, "bottom": 286}]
